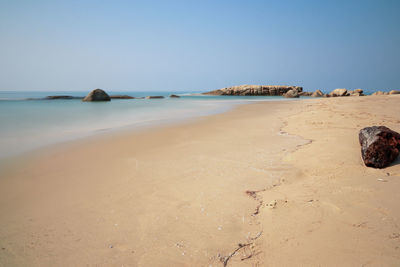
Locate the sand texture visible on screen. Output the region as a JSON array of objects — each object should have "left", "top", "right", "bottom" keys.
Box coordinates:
[{"left": 0, "top": 95, "right": 399, "bottom": 266}]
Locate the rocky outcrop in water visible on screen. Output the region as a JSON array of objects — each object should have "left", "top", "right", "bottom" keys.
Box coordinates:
[
  {"left": 359, "top": 126, "right": 400, "bottom": 168},
  {"left": 202, "top": 85, "right": 302, "bottom": 96},
  {"left": 82, "top": 89, "right": 111, "bottom": 102},
  {"left": 145, "top": 96, "right": 165, "bottom": 99},
  {"left": 110, "top": 95, "right": 134, "bottom": 99},
  {"left": 169, "top": 94, "right": 180, "bottom": 98},
  {"left": 45, "top": 96, "right": 83, "bottom": 100}
]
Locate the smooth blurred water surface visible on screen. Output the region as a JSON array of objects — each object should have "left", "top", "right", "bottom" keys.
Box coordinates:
[{"left": 0, "top": 91, "right": 298, "bottom": 159}]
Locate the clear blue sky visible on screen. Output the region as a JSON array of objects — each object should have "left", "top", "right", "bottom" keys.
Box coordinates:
[{"left": 0, "top": 0, "right": 399, "bottom": 92}]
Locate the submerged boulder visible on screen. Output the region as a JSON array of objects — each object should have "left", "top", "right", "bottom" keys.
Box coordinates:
[
  {"left": 359, "top": 126, "right": 400, "bottom": 168},
  {"left": 284, "top": 89, "right": 299, "bottom": 98},
  {"left": 110, "top": 95, "right": 134, "bottom": 99},
  {"left": 311, "top": 90, "right": 324, "bottom": 97},
  {"left": 145, "top": 96, "right": 164, "bottom": 99},
  {"left": 45, "top": 95, "right": 83, "bottom": 100},
  {"left": 169, "top": 94, "right": 180, "bottom": 98},
  {"left": 82, "top": 89, "right": 111, "bottom": 102}
]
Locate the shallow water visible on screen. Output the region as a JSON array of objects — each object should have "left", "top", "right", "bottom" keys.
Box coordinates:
[{"left": 0, "top": 91, "right": 298, "bottom": 159}]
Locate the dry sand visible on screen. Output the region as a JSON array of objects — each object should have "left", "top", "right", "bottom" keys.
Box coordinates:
[{"left": 0, "top": 95, "right": 399, "bottom": 266}]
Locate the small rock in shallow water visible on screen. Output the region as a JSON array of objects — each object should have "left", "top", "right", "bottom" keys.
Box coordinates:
[{"left": 145, "top": 96, "right": 164, "bottom": 99}]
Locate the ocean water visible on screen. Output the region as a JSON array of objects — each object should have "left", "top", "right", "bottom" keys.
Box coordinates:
[{"left": 0, "top": 91, "right": 297, "bottom": 159}]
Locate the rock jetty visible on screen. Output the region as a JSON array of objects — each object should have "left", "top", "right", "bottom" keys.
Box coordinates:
[
  {"left": 82, "top": 89, "right": 111, "bottom": 102},
  {"left": 202, "top": 85, "right": 302, "bottom": 96}
]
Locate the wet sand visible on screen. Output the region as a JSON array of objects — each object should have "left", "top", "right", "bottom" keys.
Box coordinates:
[{"left": 0, "top": 95, "right": 399, "bottom": 266}]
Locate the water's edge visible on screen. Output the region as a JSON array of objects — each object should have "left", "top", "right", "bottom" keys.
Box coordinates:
[{"left": 0, "top": 91, "right": 302, "bottom": 162}]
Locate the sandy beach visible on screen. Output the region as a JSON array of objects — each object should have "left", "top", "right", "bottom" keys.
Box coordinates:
[{"left": 1, "top": 95, "right": 399, "bottom": 266}]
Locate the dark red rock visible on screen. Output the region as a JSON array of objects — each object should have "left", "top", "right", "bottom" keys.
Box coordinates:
[{"left": 359, "top": 126, "right": 400, "bottom": 168}]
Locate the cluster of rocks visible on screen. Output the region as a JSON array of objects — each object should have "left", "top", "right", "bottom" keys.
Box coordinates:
[
  {"left": 82, "top": 89, "right": 174, "bottom": 101},
  {"left": 203, "top": 85, "right": 400, "bottom": 99},
  {"left": 371, "top": 90, "right": 400, "bottom": 95},
  {"left": 296, "top": 88, "right": 400, "bottom": 98},
  {"left": 285, "top": 88, "right": 365, "bottom": 98},
  {"left": 282, "top": 88, "right": 360, "bottom": 98},
  {"left": 43, "top": 89, "right": 181, "bottom": 102},
  {"left": 202, "top": 85, "right": 303, "bottom": 96},
  {"left": 201, "top": 85, "right": 385, "bottom": 98}
]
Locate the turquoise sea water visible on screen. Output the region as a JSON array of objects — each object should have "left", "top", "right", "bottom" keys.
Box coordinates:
[{"left": 0, "top": 91, "right": 297, "bottom": 159}]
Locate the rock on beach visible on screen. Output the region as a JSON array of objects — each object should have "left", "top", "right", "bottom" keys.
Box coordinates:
[
  {"left": 329, "top": 88, "right": 348, "bottom": 97},
  {"left": 359, "top": 126, "right": 400, "bottom": 168},
  {"left": 284, "top": 89, "right": 299, "bottom": 98},
  {"left": 311, "top": 90, "right": 324, "bottom": 97}
]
